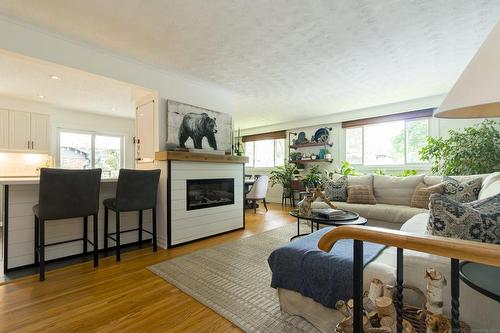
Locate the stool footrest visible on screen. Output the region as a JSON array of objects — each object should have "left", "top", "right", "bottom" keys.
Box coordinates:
[{"left": 44, "top": 237, "right": 85, "bottom": 247}]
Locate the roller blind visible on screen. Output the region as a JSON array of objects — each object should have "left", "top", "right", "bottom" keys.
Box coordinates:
[
  {"left": 341, "top": 108, "right": 435, "bottom": 128},
  {"left": 241, "top": 130, "right": 286, "bottom": 142}
]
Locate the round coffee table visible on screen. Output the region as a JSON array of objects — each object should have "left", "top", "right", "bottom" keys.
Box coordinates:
[{"left": 289, "top": 209, "right": 367, "bottom": 241}]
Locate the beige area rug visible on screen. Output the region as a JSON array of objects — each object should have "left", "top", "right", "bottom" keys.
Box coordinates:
[{"left": 148, "top": 224, "right": 320, "bottom": 332}]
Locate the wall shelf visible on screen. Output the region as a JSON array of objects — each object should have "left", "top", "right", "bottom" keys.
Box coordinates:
[
  {"left": 289, "top": 159, "right": 333, "bottom": 164},
  {"left": 289, "top": 142, "right": 332, "bottom": 149}
]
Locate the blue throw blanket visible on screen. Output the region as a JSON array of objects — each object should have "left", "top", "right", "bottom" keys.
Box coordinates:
[{"left": 268, "top": 227, "right": 385, "bottom": 308}]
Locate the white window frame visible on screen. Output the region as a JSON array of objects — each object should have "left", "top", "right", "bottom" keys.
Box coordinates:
[
  {"left": 57, "top": 128, "right": 125, "bottom": 175},
  {"left": 245, "top": 138, "right": 285, "bottom": 169},
  {"left": 345, "top": 118, "right": 430, "bottom": 168}
]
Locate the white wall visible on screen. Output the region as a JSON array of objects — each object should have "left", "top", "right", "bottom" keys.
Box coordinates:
[{"left": 0, "top": 96, "right": 136, "bottom": 169}]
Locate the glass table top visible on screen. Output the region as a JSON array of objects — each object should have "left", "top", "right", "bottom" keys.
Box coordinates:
[{"left": 460, "top": 261, "right": 500, "bottom": 302}]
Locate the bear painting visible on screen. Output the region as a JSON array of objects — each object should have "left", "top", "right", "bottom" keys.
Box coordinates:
[{"left": 167, "top": 100, "right": 232, "bottom": 153}]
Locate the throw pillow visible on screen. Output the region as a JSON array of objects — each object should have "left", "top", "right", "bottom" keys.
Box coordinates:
[
  {"left": 410, "top": 182, "right": 445, "bottom": 209},
  {"left": 323, "top": 176, "right": 348, "bottom": 201},
  {"left": 442, "top": 176, "right": 482, "bottom": 203},
  {"left": 427, "top": 193, "right": 500, "bottom": 244},
  {"left": 347, "top": 185, "right": 376, "bottom": 205}
]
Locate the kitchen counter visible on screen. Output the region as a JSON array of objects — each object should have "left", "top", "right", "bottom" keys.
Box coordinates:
[{"left": 0, "top": 177, "right": 118, "bottom": 185}]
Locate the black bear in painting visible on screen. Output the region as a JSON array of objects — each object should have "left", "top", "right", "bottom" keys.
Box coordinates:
[{"left": 178, "top": 112, "right": 218, "bottom": 150}]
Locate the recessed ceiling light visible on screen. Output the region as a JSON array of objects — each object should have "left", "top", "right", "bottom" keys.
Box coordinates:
[
  {"left": 50, "top": 75, "right": 61, "bottom": 80},
  {"left": 38, "top": 95, "right": 45, "bottom": 99}
]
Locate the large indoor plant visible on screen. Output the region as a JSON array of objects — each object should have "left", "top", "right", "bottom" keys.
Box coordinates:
[
  {"left": 269, "top": 163, "right": 297, "bottom": 193},
  {"left": 301, "top": 165, "right": 323, "bottom": 189},
  {"left": 419, "top": 120, "right": 500, "bottom": 175}
]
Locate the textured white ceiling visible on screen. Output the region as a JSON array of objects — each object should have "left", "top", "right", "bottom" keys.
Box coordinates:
[
  {"left": 0, "top": 0, "right": 499, "bottom": 128},
  {"left": 0, "top": 51, "right": 152, "bottom": 118}
]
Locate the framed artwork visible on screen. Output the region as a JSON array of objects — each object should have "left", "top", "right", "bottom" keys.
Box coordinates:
[{"left": 167, "top": 100, "right": 233, "bottom": 153}]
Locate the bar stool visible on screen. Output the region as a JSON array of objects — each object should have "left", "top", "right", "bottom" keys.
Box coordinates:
[
  {"left": 103, "top": 169, "right": 161, "bottom": 261},
  {"left": 33, "top": 168, "right": 102, "bottom": 281}
]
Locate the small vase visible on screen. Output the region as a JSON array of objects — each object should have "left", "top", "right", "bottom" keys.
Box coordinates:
[{"left": 297, "top": 194, "right": 313, "bottom": 216}]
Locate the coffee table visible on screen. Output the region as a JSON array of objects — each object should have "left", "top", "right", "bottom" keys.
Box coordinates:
[{"left": 289, "top": 209, "right": 367, "bottom": 241}]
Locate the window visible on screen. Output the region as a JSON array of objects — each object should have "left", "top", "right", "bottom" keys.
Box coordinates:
[
  {"left": 245, "top": 139, "right": 285, "bottom": 168},
  {"left": 59, "top": 130, "right": 123, "bottom": 178},
  {"left": 345, "top": 118, "right": 429, "bottom": 165}
]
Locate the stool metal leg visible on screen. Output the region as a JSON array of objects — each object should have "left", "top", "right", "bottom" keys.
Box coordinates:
[
  {"left": 152, "top": 208, "right": 157, "bottom": 252},
  {"left": 138, "top": 210, "right": 143, "bottom": 246},
  {"left": 115, "top": 212, "right": 121, "bottom": 261},
  {"left": 93, "top": 214, "right": 98, "bottom": 267},
  {"left": 104, "top": 207, "right": 108, "bottom": 254},
  {"left": 39, "top": 219, "right": 45, "bottom": 281},
  {"left": 83, "top": 216, "right": 88, "bottom": 255},
  {"left": 34, "top": 216, "right": 39, "bottom": 265}
]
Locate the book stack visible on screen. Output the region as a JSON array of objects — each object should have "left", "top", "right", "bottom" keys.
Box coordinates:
[{"left": 312, "top": 208, "right": 345, "bottom": 218}]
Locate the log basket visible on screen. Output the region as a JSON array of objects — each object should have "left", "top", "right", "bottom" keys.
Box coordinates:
[{"left": 334, "top": 285, "right": 470, "bottom": 333}]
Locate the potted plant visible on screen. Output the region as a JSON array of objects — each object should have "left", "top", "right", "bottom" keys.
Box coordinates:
[
  {"left": 269, "top": 163, "right": 297, "bottom": 195},
  {"left": 301, "top": 165, "right": 322, "bottom": 190},
  {"left": 419, "top": 120, "right": 500, "bottom": 175}
]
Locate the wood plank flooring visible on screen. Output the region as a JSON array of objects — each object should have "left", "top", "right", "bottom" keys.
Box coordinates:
[{"left": 0, "top": 203, "right": 294, "bottom": 333}]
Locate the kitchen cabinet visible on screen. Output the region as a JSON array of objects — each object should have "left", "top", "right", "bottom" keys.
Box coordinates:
[
  {"left": 1, "top": 110, "right": 50, "bottom": 153},
  {"left": 0, "top": 109, "right": 8, "bottom": 149},
  {"left": 8, "top": 110, "right": 31, "bottom": 150},
  {"left": 30, "top": 113, "right": 50, "bottom": 152}
]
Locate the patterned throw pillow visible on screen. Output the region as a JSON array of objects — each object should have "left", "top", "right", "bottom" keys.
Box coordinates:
[
  {"left": 442, "top": 176, "right": 482, "bottom": 203},
  {"left": 347, "top": 185, "right": 376, "bottom": 205},
  {"left": 427, "top": 193, "right": 500, "bottom": 244},
  {"left": 410, "top": 182, "right": 445, "bottom": 209},
  {"left": 323, "top": 176, "right": 348, "bottom": 201}
]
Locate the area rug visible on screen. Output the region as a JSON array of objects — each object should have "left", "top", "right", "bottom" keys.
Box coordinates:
[{"left": 148, "top": 224, "right": 320, "bottom": 332}]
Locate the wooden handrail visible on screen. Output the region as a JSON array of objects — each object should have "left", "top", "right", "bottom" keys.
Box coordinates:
[{"left": 318, "top": 226, "right": 500, "bottom": 267}]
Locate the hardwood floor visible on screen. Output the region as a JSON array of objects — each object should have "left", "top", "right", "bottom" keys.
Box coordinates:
[{"left": 0, "top": 203, "right": 294, "bottom": 333}]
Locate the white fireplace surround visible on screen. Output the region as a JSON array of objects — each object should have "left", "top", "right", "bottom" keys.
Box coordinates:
[{"left": 168, "top": 160, "right": 244, "bottom": 247}]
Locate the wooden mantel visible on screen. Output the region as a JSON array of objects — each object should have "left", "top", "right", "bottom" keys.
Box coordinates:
[{"left": 155, "top": 151, "right": 248, "bottom": 164}]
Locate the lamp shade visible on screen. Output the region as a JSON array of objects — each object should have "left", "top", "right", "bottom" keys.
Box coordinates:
[{"left": 435, "top": 21, "right": 500, "bottom": 118}]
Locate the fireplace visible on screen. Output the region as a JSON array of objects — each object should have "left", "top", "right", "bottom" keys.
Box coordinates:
[{"left": 186, "top": 178, "right": 235, "bottom": 211}]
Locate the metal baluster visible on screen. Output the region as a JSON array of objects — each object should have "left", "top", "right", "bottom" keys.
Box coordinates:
[
  {"left": 353, "top": 240, "right": 363, "bottom": 333},
  {"left": 396, "top": 248, "right": 404, "bottom": 333},
  {"left": 451, "top": 258, "right": 460, "bottom": 333}
]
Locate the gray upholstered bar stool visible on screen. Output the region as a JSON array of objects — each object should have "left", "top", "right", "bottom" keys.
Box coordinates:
[
  {"left": 33, "top": 168, "right": 102, "bottom": 281},
  {"left": 103, "top": 169, "right": 161, "bottom": 261}
]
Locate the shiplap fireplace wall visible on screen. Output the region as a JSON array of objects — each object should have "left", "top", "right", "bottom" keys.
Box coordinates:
[{"left": 166, "top": 158, "right": 245, "bottom": 247}]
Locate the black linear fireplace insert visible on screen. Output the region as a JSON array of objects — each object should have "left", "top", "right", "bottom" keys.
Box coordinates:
[{"left": 186, "top": 178, "right": 235, "bottom": 211}]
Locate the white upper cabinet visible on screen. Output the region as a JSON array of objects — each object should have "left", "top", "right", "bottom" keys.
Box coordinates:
[
  {"left": 9, "top": 110, "right": 31, "bottom": 150},
  {"left": 30, "top": 113, "right": 50, "bottom": 152},
  {"left": 2, "top": 110, "right": 50, "bottom": 153},
  {"left": 0, "top": 109, "right": 8, "bottom": 149}
]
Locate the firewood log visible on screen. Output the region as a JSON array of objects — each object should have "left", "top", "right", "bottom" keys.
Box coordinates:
[
  {"left": 339, "top": 316, "right": 353, "bottom": 333},
  {"left": 368, "top": 278, "right": 385, "bottom": 302},
  {"left": 335, "top": 300, "right": 351, "bottom": 317},
  {"left": 403, "top": 319, "right": 415, "bottom": 333},
  {"left": 380, "top": 316, "right": 394, "bottom": 328},
  {"left": 425, "top": 269, "right": 447, "bottom": 314},
  {"left": 368, "top": 311, "right": 380, "bottom": 327},
  {"left": 364, "top": 296, "right": 377, "bottom": 312},
  {"left": 383, "top": 285, "right": 394, "bottom": 299},
  {"left": 426, "top": 313, "right": 451, "bottom": 333},
  {"left": 347, "top": 298, "right": 354, "bottom": 313},
  {"left": 375, "top": 296, "right": 396, "bottom": 319}
]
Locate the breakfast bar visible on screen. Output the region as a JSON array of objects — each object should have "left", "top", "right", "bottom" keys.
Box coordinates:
[{"left": 1, "top": 177, "right": 153, "bottom": 272}]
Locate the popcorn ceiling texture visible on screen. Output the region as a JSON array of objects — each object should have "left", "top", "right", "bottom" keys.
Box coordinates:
[{"left": 0, "top": 0, "right": 499, "bottom": 127}]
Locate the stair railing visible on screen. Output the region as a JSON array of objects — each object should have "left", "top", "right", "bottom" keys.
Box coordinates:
[{"left": 318, "top": 225, "right": 500, "bottom": 333}]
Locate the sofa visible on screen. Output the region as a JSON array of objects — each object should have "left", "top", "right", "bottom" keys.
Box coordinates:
[{"left": 277, "top": 172, "right": 500, "bottom": 332}]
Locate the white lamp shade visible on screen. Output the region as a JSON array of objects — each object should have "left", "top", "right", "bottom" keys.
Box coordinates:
[{"left": 435, "top": 20, "right": 500, "bottom": 118}]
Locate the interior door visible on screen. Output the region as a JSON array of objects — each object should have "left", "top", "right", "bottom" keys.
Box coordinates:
[
  {"left": 0, "top": 109, "right": 8, "bottom": 149},
  {"left": 30, "top": 113, "right": 50, "bottom": 152},
  {"left": 135, "top": 100, "right": 155, "bottom": 162},
  {"left": 8, "top": 110, "right": 30, "bottom": 150}
]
